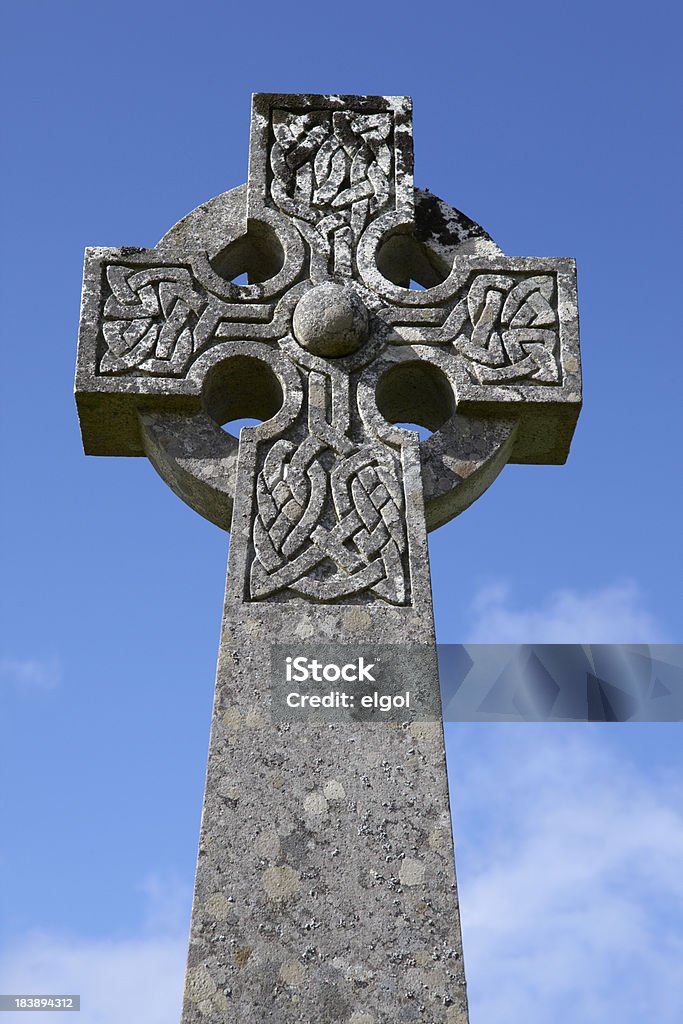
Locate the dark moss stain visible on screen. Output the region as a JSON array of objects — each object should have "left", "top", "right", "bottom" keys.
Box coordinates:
[
  {"left": 414, "top": 192, "right": 492, "bottom": 246},
  {"left": 393, "top": 125, "right": 415, "bottom": 177}
]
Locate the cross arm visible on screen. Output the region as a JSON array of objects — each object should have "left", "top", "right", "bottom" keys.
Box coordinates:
[
  {"left": 359, "top": 252, "right": 581, "bottom": 466},
  {"left": 75, "top": 234, "right": 301, "bottom": 456}
]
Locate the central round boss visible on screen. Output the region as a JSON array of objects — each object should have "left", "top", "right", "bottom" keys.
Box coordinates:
[{"left": 292, "top": 282, "right": 369, "bottom": 357}]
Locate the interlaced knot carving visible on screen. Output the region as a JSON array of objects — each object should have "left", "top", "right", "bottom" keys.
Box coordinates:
[
  {"left": 98, "top": 263, "right": 563, "bottom": 389},
  {"left": 458, "top": 274, "right": 559, "bottom": 383},
  {"left": 250, "top": 435, "right": 407, "bottom": 604},
  {"left": 269, "top": 109, "right": 394, "bottom": 265},
  {"left": 98, "top": 265, "right": 277, "bottom": 376},
  {"left": 101, "top": 266, "right": 206, "bottom": 375},
  {"left": 381, "top": 273, "right": 561, "bottom": 384}
]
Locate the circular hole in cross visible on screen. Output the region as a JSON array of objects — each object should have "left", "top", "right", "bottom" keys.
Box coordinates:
[
  {"left": 376, "top": 233, "right": 449, "bottom": 290},
  {"left": 209, "top": 221, "right": 285, "bottom": 285},
  {"left": 201, "top": 355, "right": 284, "bottom": 437},
  {"left": 375, "top": 361, "right": 455, "bottom": 437}
]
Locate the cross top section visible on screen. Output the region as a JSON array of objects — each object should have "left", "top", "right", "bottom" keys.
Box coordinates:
[
  {"left": 249, "top": 95, "right": 415, "bottom": 277},
  {"left": 76, "top": 93, "right": 581, "bottom": 608}
]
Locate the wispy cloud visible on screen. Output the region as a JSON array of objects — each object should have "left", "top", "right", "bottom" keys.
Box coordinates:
[
  {"left": 0, "top": 876, "right": 189, "bottom": 1024},
  {"left": 0, "top": 932, "right": 186, "bottom": 1024},
  {"left": 466, "top": 580, "right": 665, "bottom": 643},
  {"left": 0, "top": 657, "right": 62, "bottom": 690},
  {"left": 449, "top": 726, "right": 683, "bottom": 1023}
]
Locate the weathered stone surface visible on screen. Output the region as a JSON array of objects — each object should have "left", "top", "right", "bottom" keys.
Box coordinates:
[
  {"left": 75, "top": 94, "right": 582, "bottom": 1023},
  {"left": 293, "top": 282, "right": 370, "bottom": 356}
]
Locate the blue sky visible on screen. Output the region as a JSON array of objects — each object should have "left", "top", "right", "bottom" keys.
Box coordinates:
[{"left": 1, "top": 1, "right": 682, "bottom": 1021}]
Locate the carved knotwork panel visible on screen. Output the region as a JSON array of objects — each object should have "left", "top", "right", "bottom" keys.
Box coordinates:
[
  {"left": 381, "top": 272, "right": 562, "bottom": 384},
  {"left": 250, "top": 435, "right": 407, "bottom": 605},
  {"left": 101, "top": 265, "right": 208, "bottom": 375},
  {"left": 96, "top": 262, "right": 277, "bottom": 376},
  {"left": 93, "top": 259, "right": 567, "bottom": 392},
  {"left": 269, "top": 108, "right": 394, "bottom": 260}
]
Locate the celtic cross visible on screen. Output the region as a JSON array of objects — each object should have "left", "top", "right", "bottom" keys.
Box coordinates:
[{"left": 76, "top": 94, "right": 581, "bottom": 1023}]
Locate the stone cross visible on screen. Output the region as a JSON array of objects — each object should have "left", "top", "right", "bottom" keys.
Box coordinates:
[{"left": 76, "top": 94, "right": 581, "bottom": 1023}]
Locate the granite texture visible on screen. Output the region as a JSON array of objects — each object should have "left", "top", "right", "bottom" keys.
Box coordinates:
[{"left": 75, "top": 93, "right": 582, "bottom": 1023}]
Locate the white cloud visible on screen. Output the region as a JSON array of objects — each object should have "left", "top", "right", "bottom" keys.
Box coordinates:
[
  {"left": 466, "top": 580, "right": 665, "bottom": 643},
  {"left": 0, "top": 876, "right": 189, "bottom": 1024},
  {"left": 448, "top": 726, "right": 683, "bottom": 1024},
  {"left": 0, "top": 657, "right": 62, "bottom": 690},
  {"left": 0, "top": 933, "right": 186, "bottom": 1024}
]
